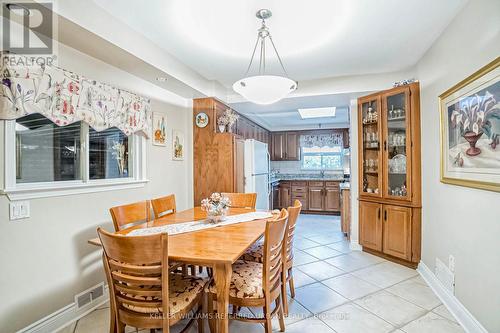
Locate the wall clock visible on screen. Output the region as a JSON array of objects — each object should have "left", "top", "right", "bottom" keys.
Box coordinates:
[{"left": 195, "top": 112, "right": 209, "bottom": 128}]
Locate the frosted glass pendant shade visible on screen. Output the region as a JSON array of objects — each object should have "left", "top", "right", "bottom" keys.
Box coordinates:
[{"left": 233, "top": 75, "right": 297, "bottom": 105}]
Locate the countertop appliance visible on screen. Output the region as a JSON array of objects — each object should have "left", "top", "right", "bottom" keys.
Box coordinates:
[{"left": 244, "top": 139, "right": 270, "bottom": 210}]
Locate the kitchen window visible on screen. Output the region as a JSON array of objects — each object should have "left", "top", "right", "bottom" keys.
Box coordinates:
[
  {"left": 301, "top": 146, "right": 343, "bottom": 170},
  {"left": 3, "top": 113, "right": 147, "bottom": 200}
]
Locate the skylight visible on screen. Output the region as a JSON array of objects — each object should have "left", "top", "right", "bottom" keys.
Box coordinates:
[{"left": 298, "top": 107, "right": 336, "bottom": 119}]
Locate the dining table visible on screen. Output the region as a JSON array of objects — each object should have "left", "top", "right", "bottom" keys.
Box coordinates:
[{"left": 88, "top": 206, "right": 276, "bottom": 333}]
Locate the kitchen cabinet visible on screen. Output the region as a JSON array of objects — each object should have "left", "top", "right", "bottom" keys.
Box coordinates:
[
  {"left": 279, "top": 181, "right": 291, "bottom": 209},
  {"left": 360, "top": 202, "right": 413, "bottom": 261},
  {"left": 383, "top": 205, "right": 412, "bottom": 260},
  {"left": 272, "top": 132, "right": 285, "bottom": 160},
  {"left": 342, "top": 128, "right": 350, "bottom": 148},
  {"left": 285, "top": 132, "right": 300, "bottom": 160},
  {"left": 325, "top": 186, "right": 340, "bottom": 211},
  {"left": 305, "top": 181, "right": 341, "bottom": 213},
  {"left": 307, "top": 187, "right": 323, "bottom": 211},
  {"left": 270, "top": 132, "right": 300, "bottom": 161},
  {"left": 359, "top": 201, "right": 383, "bottom": 252},
  {"left": 357, "top": 83, "right": 421, "bottom": 267},
  {"left": 340, "top": 189, "right": 350, "bottom": 238},
  {"left": 272, "top": 183, "right": 280, "bottom": 210},
  {"left": 193, "top": 99, "right": 243, "bottom": 205}
]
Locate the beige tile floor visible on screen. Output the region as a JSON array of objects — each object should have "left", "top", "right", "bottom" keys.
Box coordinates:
[{"left": 60, "top": 214, "right": 465, "bottom": 333}]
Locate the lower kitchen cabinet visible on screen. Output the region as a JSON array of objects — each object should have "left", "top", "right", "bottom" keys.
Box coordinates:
[
  {"left": 279, "top": 182, "right": 291, "bottom": 209},
  {"left": 359, "top": 200, "right": 416, "bottom": 264},
  {"left": 359, "top": 201, "right": 383, "bottom": 251},
  {"left": 383, "top": 205, "right": 412, "bottom": 260},
  {"left": 274, "top": 180, "right": 342, "bottom": 213},
  {"left": 308, "top": 187, "right": 324, "bottom": 211},
  {"left": 272, "top": 184, "right": 280, "bottom": 210},
  {"left": 325, "top": 186, "right": 340, "bottom": 211}
]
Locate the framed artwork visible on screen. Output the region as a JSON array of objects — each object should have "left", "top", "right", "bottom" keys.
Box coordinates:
[
  {"left": 152, "top": 112, "right": 167, "bottom": 146},
  {"left": 195, "top": 112, "right": 209, "bottom": 128},
  {"left": 439, "top": 57, "right": 500, "bottom": 192},
  {"left": 172, "top": 130, "right": 185, "bottom": 160}
]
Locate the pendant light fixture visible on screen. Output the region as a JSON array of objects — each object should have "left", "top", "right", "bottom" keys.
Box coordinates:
[{"left": 233, "top": 9, "right": 297, "bottom": 105}]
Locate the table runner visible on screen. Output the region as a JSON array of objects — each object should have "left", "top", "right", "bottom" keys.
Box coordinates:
[{"left": 127, "top": 211, "right": 273, "bottom": 236}]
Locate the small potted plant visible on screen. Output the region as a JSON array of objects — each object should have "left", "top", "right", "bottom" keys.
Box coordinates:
[
  {"left": 217, "top": 108, "right": 239, "bottom": 133},
  {"left": 201, "top": 193, "right": 231, "bottom": 223},
  {"left": 450, "top": 91, "right": 499, "bottom": 156}
]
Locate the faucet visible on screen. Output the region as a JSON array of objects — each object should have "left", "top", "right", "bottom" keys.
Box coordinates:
[{"left": 320, "top": 170, "right": 325, "bottom": 178}]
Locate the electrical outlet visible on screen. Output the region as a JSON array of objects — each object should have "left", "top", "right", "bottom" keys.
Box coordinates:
[
  {"left": 449, "top": 255, "right": 455, "bottom": 272},
  {"left": 436, "top": 258, "right": 455, "bottom": 294},
  {"left": 9, "top": 201, "right": 30, "bottom": 220}
]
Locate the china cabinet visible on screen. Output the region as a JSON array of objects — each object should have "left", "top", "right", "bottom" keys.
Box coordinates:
[{"left": 357, "top": 83, "right": 421, "bottom": 267}]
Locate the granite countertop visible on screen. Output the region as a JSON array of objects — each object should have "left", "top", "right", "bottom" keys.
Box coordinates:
[{"left": 270, "top": 173, "right": 348, "bottom": 183}]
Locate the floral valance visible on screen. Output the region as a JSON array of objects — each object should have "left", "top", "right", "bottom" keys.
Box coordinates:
[
  {"left": 300, "top": 133, "right": 343, "bottom": 148},
  {"left": 0, "top": 62, "right": 151, "bottom": 137}
]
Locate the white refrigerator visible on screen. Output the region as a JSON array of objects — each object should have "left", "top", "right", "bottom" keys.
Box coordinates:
[{"left": 244, "top": 139, "right": 271, "bottom": 210}]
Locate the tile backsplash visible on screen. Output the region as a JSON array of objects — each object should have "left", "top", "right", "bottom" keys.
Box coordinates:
[{"left": 271, "top": 160, "right": 344, "bottom": 176}]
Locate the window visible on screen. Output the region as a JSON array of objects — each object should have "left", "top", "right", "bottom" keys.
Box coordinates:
[
  {"left": 89, "top": 127, "right": 130, "bottom": 180},
  {"left": 16, "top": 114, "right": 82, "bottom": 183},
  {"left": 302, "top": 146, "right": 343, "bottom": 170},
  {"left": 4, "top": 113, "right": 147, "bottom": 199}
]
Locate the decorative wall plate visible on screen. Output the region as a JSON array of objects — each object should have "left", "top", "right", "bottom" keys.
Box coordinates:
[{"left": 195, "top": 112, "right": 209, "bottom": 128}]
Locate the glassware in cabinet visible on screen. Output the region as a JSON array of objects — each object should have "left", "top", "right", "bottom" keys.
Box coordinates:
[
  {"left": 382, "top": 87, "right": 411, "bottom": 200},
  {"left": 359, "top": 96, "right": 382, "bottom": 197}
]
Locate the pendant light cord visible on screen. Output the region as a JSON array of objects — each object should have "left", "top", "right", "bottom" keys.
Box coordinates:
[{"left": 243, "top": 18, "right": 290, "bottom": 78}]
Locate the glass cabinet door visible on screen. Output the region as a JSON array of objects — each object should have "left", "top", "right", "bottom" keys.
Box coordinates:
[
  {"left": 359, "top": 96, "right": 382, "bottom": 198},
  {"left": 382, "top": 87, "right": 411, "bottom": 201}
]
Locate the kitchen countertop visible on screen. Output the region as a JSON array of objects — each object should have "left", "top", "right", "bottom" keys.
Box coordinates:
[{"left": 269, "top": 174, "right": 349, "bottom": 184}]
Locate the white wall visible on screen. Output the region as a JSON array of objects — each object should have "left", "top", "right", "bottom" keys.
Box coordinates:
[
  {"left": 416, "top": 0, "right": 500, "bottom": 331},
  {"left": 0, "top": 42, "right": 193, "bottom": 332}
]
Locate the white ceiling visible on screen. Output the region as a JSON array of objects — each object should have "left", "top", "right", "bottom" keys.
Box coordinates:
[
  {"left": 230, "top": 92, "right": 369, "bottom": 131},
  {"left": 93, "top": 0, "right": 467, "bottom": 87}
]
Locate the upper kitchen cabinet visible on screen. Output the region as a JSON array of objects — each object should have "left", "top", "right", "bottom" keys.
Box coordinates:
[
  {"left": 271, "top": 131, "right": 300, "bottom": 161},
  {"left": 235, "top": 116, "right": 270, "bottom": 145},
  {"left": 358, "top": 83, "right": 421, "bottom": 206}
]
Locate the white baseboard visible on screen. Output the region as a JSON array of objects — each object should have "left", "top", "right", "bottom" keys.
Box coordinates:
[
  {"left": 417, "top": 261, "right": 488, "bottom": 333},
  {"left": 349, "top": 240, "right": 362, "bottom": 251},
  {"left": 17, "top": 286, "right": 109, "bottom": 333}
]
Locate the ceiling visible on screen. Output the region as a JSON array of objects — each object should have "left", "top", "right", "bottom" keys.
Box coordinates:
[
  {"left": 92, "top": 0, "right": 467, "bottom": 87},
  {"left": 230, "top": 92, "right": 369, "bottom": 131}
]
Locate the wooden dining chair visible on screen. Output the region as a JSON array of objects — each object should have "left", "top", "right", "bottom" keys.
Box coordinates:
[
  {"left": 239, "top": 199, "right": 302, "bottom": 315},
  {"left": 109, "top": 200, "right": 151, "bottom": 231},
  {"left": 151, "top": 194, "right": 177, "bottom": 219},
  {"left": 97, "top": 227, "right": 207, "bottom": 333},
  {"left": 206, "top": 209, "right": 289, "bottom": 333},
  {"left": 221, "top": 192, "right": 257, "bottom": 209}
]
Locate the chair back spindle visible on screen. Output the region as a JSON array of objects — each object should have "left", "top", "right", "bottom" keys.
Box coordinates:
[
  {"left": 98, "top": 228, "right": 170, "bottom": 332},
  {"left": 262, "top": 209, "right": 289, "bottom": 295}
]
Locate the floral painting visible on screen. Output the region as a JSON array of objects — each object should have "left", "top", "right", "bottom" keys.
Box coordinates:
[
  {"left": 440, "top": 57, "right": 500, "bottom": 192},
  {"left": 152, "top": 112, "right": 167, "bottom": 146},
  {"left": 172, "top": 130, "right": 184, "bottom": 160}
]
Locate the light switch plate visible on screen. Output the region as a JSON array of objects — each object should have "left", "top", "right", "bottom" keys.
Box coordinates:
[{"left": 9, "top": 200, "right": 30, "bottom": 220}]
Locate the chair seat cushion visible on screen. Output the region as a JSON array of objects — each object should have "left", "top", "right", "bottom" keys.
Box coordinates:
[
  {"left": 122, "top": 273, "right": 207, "bottom": 314},
  {"left": 206, "top": 260, "right": 264, "bottom": 299},
  {"left": 240, "top": 240, "right": 264, "bottom": 263}
]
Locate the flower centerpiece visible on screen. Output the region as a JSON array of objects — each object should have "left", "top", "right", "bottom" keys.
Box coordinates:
[
  {"left": 217, "top": 108, "right": 239, "bottom": 133},
  {"left": 201, "top": 193, "right": 231, "bottom": 223}
]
